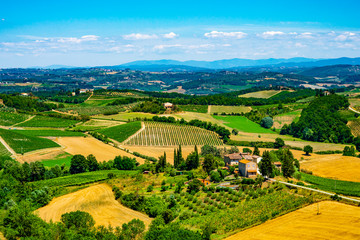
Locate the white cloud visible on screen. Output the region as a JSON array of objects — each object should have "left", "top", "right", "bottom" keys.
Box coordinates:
[
  {"left": 162, "top": 32, "right": 179, "bottom": 39},
  {"left": 123, "top": 33, "right": 158, "bottom": 40},
  {"left": 80, "top": 35, "right": 99, "bottom": 41},
  {"left": 335, "top": 32, "right": 356, "bottom": 41},
  {"left": 153, "top": 44, "right": 182, "bottom": 51},
  {"left": 296, "top": 32, "right": 313, "bottom": 39},
  {"left": 295, "top": 43, "right": 306, "bottom": 48},
  {"left": 204, "top": 31, "right": 247, "bottom": 39},
  {"left": 261, "top": 31, "right": 285, "bottom": 38},
  {"left": 1, "top": 19, "right": 5, "bottom": 21},
  {"left": 57, "top": 35, "right": 99, "bottom": 43}
]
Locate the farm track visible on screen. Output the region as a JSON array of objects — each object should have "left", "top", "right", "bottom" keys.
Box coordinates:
[
  {"left": 12, "top": 115, "right": 35, "bottom": 127},
  {"left": 0, "top": 136, "right": 16, "bottom": 156}
]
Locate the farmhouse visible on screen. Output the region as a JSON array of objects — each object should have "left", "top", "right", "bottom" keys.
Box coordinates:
[
  {"left": 274, "top": 161, "right": 282, "bottom": 171},
  {"left": 238, "top": 159, "right": 258, "bottom": 178},
  {"left": 164, "top": 102, "right": 173, "bottom": 109},
  {"left": 224, "top": 152, "right": 262, "bottom": 166}
]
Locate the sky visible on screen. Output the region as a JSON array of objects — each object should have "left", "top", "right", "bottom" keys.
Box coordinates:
[{"left": 1, "top": 0, "right": 360, "bottom": 67}]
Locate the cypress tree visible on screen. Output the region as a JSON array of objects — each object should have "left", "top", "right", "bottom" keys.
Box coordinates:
[
  {"left": 253, "top": 145, "right": 260, "bottom": 156},
  {"left": 174, "top": 149, "right": 178, "bottom": 168},
  {"left": 259, "top": 150, "right": 272, "bottom": 178}
]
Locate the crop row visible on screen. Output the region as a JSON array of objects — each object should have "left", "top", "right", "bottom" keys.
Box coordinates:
[{"left": 125, "top": 121, "right": 223, "bottom": 146}]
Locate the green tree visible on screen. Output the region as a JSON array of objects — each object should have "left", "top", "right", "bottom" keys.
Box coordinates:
[
  {"left": 303, "top": 145, "right": 313, "bottom": 156},
  {"left": 202, "top": 154, "right": 216, "bottom": 174},
  {"left": 259, "top": 150, "right": 273, "bottom": 178},
  {"left": 274, "top": 138, "right": 285, "bottom": 149},
  {"left": 187, "top": 179, "right": 204, "bottom": 194},
  {"left": 343, "top": 146, "right": 356, "bottom": 156},
  {"left": 156, "top": 152, "right": 167, "bottom": 173},
  {"left": 114, "top": 156, "right": 137, "bottom": 170},
  {"left": 87, "top": 154, "right": 99, "bottom": 171},
  {"left": 253, "top": 145, "right": 260, "bottom": 156},
  {"left": 70, "top": 154, "right": 88, "bottom": 174},
  {"left": 30, "top": 161, "right": 45, "bottom": 181},
  {"left": 260, "top": 117, "right": 274, "bottom": 129},
  {"left": 121, "top": 218, "right": 145, "bottom": 240},
  {"left": 281, "top": 149, "right": 295, "bottom": 178},
  {"left": 185, "top": 152, "right": 199, "bottom": 170},
  {"left": 61, "top": 210, "right": 95, "bottom": 232}
]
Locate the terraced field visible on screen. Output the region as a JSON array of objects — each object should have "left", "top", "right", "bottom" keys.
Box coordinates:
[{"left": 125, "top": 121, "right": 223, "bottom": 146}]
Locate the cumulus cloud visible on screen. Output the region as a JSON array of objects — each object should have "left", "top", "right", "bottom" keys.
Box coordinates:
[
  {"left": 162, "top": 32, "right": 179, "bottom": 39},
  {"left": 204, "top": 31, "right": 247, "bottom": 39},
  {"left": 123, "top": 33, "right": 158, "bottom": 40},
  {"left": 261, "top": 31, "right": 285, "bottom": 38},
  {"left": 335, "top": 32, "right": 356, "bottom": 41}
]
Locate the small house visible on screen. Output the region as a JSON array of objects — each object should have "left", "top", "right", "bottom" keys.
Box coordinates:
[
  {"left": 164, "top": 102, "right": 173, "bottom": 109},
  {"left": 238, "top": 159, "right": 258, "bottom": 178},
  {"left": 274, "top": 162, "right": 282, "bottom": 171}
]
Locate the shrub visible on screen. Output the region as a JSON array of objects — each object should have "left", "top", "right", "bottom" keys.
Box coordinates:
[{"left": 147, "top": 185, "right": 154, "bottom": 192}]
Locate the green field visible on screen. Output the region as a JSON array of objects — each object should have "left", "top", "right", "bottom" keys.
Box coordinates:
[
  {"left": 0, "top": 141, "right": 11, "bottom": 157},
  {"left": 210, "top": 105, "right": 251, "bottom": 114},
  {"left": 71, "top": 119, "right": 123, "bottom": 131},
  {"left": 0, "top": 128, "right": 60, "bottom": 153},
  {"left": 59, "top": 104, "right": 130, "bottom": 116},
  {"left": 213, "top": 115, "right": 274, "bottom": 133},
  {"left": 97, "top": 112, "right": 156, "bottom": 122},
  {"left": 179, "top": 105, "right": 208, "bottom": 113},
  {"left": 239, "top": 90, "right": 282, "bottom": 99},
  {"left": 98, "top": 121, "right": 142, "bottom": 143},
  {"left": 33, "top": 170, "right": 136, "bottom": 188},
  {"left": 17, "top": 115, "right": 79, "bottom": 128},
  {"left": 301, "top": 173, "right": 360, "bottom": 197},
  {"left": 0, "top": 112, "right": 31, "bottom": 126},
  {"left": 125, "top": 121, "right": 223, "bottom": 146},
  {"left": 41, "top": 153, "right": 73, "bottom": 167},
  {"left": 14, "top": 129, "right": 85, "bottom": 137}
]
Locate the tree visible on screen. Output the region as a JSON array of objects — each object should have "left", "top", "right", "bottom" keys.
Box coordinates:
[
  {"left": 228, "top": 146, "right": 239, "bottom": 154},
  {"left": 187, "top": 179, "right": 204, "bottom": 194},
  {"left": 232, "top": 129, "right": 239, "bottom": 135},
  {"left": 87, "top": 154, "right": 99, "bottom": 171},
  {"left": 253, "top": 145, "right": 260, "bottom": 156},
  {"left": 114, "top": 156, "right": 137, "bottom": 170},
  {"left": 243, "top": 148, "right": 252, "bottom": 154},
  {"left": 202, "top": 154, "right": 216, "bottom": 174},
  {"left": 260, "top": 117, "right": 273, "bottom": 129},
  {"left": 303, "top": 145, "right": 313, "bottom": 156},
  {"left": 156, "top": 152, "right": 167, "bottom": 173},
  {"left": 121, "top": 219, "right": 145, "bottom": 240},
  {"left": 185, "top": 152, "right": 199, "bottom": 170},
  {"left": 274, "top": 138, "right": 285, "bottom": 149},
  {"left": 353, "top": 137, "right": 360, "bottom": 151},
  {"left": 259, "top": 151, "right": 272, "bottom": 178},
  {"left": 29, "top": 161, "right": 45, "bottom": 181},
  {"left": 281, "top": 149, "right": 295, "bottom": 178},
  {"left": 61, "top": 210, "right": 95, "bottom": 231},
  {"left": 209, "top": 171, "right": 221, "bottom": 182},
  {"left": 343, "top": 146, "right": 356, "bottom": 156},
  {"left": 70, "top": 154, "right": 88, "bottom": 174}
]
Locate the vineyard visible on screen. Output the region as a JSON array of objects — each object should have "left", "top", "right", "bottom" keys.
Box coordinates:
[
  {"left": 0, "top": 111, "right": 31, "bottom": 126},
  {"left": 348, "top": 119, "right": 360, "bottom": 137},
  {"left": 0, "top": 141, "right": 11, "bottom": 157},
  {"left": 17, "top": 115, "right": 79, "bottom": 128},
  {"left": 124, "top": 121, "right": 223, "bottom": 146}
]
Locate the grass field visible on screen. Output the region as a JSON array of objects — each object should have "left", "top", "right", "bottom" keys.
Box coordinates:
[
  {"left": 17, "top": 115, "right": 79, "bottom": 128},
  {"left": 301, "top": 173, "right": 360, "bottom": 197},
  {"left": 224, "top": 201, "right": 360, "bottom": 240},
  {"left": 213, "top": 115, "right": 274, "bottom": 133},
  {"left": 41, "top": 152, "right": 73, "bottom": 167},
  {"left": 0, "top": 128, "right": 60, "bottom": 153},
  {"left": 36, "top": 184, "right": 152, "bottom": 228},
  {"left": 179, "top": 105, "right": 208, "bottom": 113},
  {"left": 273, "top": 110, "right": 301, "bottom": 129},
  {"left": 98, "top": 121, "right": 142, "bottom": 143},
  {"left": 0, "top": 112, "right": 31, "bottom": 126},
  {"left": 54, "top": 137, "right": 143, "bottom": 163},
  {"left": 238, "top": 90, "right": 282, "bottom": 99},
  {"left": 125, "top": 121, "right": 223, "bottom": 146},
  {"left": 14, "top": 129, "right": 85, "bottom": 137},
  {"left": 59, "top": 105, "right": 129, "bottom": 116},
  {"left": 347, "top": 119, "right": 360, "bottom": 137},
  {"left": 71, "top": 119, "right": 123, "bottom": 131},
  {"left": 300, "top": 154, "right": 360, "bottom": 182},
  {"left": 210, "top": 105, "right": 252, "bottom": 114},
  {"left": 96, "top": 112, "right": 157, "bottom": 122}
]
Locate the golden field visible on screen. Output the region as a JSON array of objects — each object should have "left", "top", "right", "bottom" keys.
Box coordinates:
[
  {"left": 36, "top": 184, "right": 152, "bottom": 228},
  {"left": 224, "top": 201, "right": 360, "bottom": 240}
]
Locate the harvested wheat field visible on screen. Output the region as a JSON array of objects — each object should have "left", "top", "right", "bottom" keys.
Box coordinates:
[
  {"left": 125, "top": 145, "right": 197, "bottom": 164},
  {"left": 225, "top": 201, "right": 360, "bottom": 240},
  {"left": 300, "top": 154, "right": 360, "bottom": 182},
  {"left": 37, "top": 184, "right": 152, "bottom": 227},
  {"left": 55, "top": 137, "right": 143, "bottom": 163}
]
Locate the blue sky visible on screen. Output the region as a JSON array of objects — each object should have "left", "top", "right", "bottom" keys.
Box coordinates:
[{"left": 1, "top": 0, "right": 360, "bottom": 67}]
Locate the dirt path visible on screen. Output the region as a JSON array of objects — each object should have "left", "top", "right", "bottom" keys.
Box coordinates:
[
  {"left": 207, "top": 105, "right": 211, "bottom": 114},
  {"left": 84, "top": 91, "right": 93, "bottom": 102},
  {"left": 36, "top": 183, "right": 152, "bottom": 227},
  {"left": 349, "top": 106, "right": 360, "bottom": 114},
  {"left": 0, "top": 136, "right": 16, "bottom": 156},
  {"left": 12, "top": 115, "right": 35, "bottom": 127},
  {"left": 224, "top": 201, "right": 360, "bottom": 240}
]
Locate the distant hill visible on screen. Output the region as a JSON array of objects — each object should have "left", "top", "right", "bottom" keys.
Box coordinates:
[
  {"left": 300, "top": 64, "right": 360, "bottom": 77},
  {"left": 105, "top": 64, "right": 211, "bottom": 72}
]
